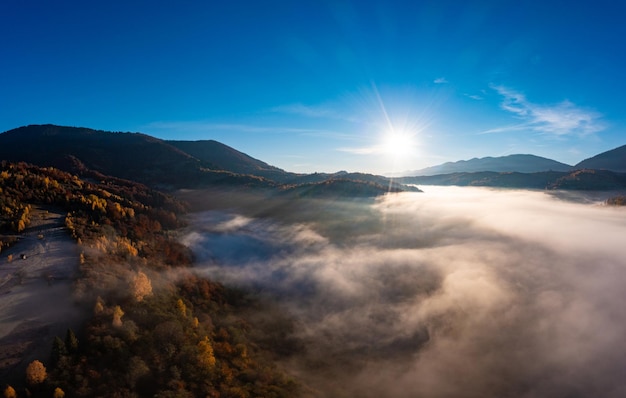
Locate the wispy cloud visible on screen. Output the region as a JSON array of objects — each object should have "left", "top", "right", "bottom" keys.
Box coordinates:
[
  {"left": 434, "top": 77, "right": 448, "bottom": 84},
  {"left": 143, "top": 120, "right": 343, "bottom": 136},
  {"left": 336, "top": 145, "right": 379, "bottom": 155},
  {"left": 489, "top": 85, "right": 605, "bottom": 136},
  {"left": 271, "top": 103, "right": 360, "bottom": 123}
]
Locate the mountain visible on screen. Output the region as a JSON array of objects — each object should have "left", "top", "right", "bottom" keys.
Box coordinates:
[
  {"left": 400, "top": 171, "right": 568, "bottom": 189},
  {"left": 167, "top": 140, "right": 296, "bottom": 182},
  {"left": 0, "top": 124, "right": 199, "bottom": 184},
  {"left": 0, "top": 124, "right": 416, "bottom": 196},
  {"left": 548, "top": 169, "right": 626, "bottom": 190},
  {"left": 401, "top": 169, "right": 626, "bottom": 191},
  {"left": 280, "top": 178, "right": 413, "bottom": 198},
  {"left": 575, "top": 144, "right": 626, "bottom": 172},
  {"left": 402, "top": 154, "right": 573, "bottom": 176}
]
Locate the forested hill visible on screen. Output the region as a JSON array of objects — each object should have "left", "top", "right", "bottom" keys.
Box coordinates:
[
  {"left": 0, "top": 124, "right": 415, "bottom": 196},
  {"left": 575, "top": 144, "right": 626, "bottom": 172},
  {"left": 0, "top": 124, "right": 277, "bottom": 189},
  {"left": 403, "top": 154, "right": 573, "bottom": 176},
  {"left": 167, "top": 139, "right": 296, "bottom": 183},
  {"left": 0, "top": 162, "right": 300, "bottom": 397},
  {"left": 400, "top": 169, "right": 626, "bottom": 190}
]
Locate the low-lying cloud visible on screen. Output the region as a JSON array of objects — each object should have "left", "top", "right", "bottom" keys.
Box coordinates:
[{"left": 182, "top": 187, "right": 626, "bottom": 397}]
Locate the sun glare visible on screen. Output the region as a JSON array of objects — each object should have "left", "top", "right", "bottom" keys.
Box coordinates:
[{"left": 381, "top": 129, "right": 416, "bottom": 157}]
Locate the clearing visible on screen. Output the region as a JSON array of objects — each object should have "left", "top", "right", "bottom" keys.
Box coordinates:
[{"left": 0, "top": 207, "right": 82, "bottom": 383}]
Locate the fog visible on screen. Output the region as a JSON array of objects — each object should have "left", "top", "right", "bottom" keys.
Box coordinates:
[{"left": 181, "top": 187, "right": 626, "bottom": 397}]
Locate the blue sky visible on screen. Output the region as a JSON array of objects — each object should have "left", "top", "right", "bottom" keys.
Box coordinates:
[{"left": 1, "top": 1, "right": 625, "bottom": 174}]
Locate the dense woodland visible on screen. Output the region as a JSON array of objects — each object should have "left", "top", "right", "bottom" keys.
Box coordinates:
[{"left": 0, "top": 162, "right": 300, "bottom": 397}]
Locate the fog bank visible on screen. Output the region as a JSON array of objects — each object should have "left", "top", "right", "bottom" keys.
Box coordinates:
[{"left": 182, "top": 187, "right": 626, "bottom": 397}]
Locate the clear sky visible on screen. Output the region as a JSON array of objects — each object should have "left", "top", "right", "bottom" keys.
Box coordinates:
[{"left": 2, "top": 1, "right": 625, "bottom": 174}]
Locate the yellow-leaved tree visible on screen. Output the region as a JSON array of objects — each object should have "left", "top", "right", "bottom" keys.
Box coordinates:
[
  {"left": 197, "top": 336, "right": 216, "bottom": 371},
  {"left": 112, "top": 305, "right": 124, "bottom": 327},
  {"left": 131, "top": 271, "right": 152, "bottom": 302},
  {"left": 3, "top": 385, "right": 17, "bottom": 398},
  {"left": 26, "top": 359, "right": 47, "bottom": 385}
]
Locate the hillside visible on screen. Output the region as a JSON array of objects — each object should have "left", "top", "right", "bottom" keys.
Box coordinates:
[
  {"left": 402, "top": 154, "right": 572, "bottom": 176},
  {"left": 548, "top": 169, "right": 626, "bottom": 190},
  {"left": 0, "top": 125, "right": 203, "bottom": 187},
  {"left": 0, "top": 125, "right": 415, "bottom": 197},
  {"left": 0, "top": 162, "right": 300, "bottom": 396},
  {"left": 168, "top": 139, "right": 296, "bottom": 182},
  {"left": 401, "top": 169, "right": 626, "bottom": 191},
  {"left": 575, "top": 144, "right": 626, "bottom": 172},
  {"left": 400, "top": 171, "right": 568, "bottom": 189},
  {"left": 280, "top": 178, "right": 419, "bottom": 198}
]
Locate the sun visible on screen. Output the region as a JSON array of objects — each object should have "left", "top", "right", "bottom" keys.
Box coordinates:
[{"left": 380, "top": 129, "right": 416, "bottom": 157}]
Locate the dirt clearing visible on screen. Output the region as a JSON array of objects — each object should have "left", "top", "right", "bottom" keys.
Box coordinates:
[{"left": 0, "top": 207, "right": 83, "bottom": 383}]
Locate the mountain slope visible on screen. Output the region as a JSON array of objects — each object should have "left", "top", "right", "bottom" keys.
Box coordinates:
[
  {"left": 575, "top": 144, "right": 626, "bottom": 172},
  {"left": 0, "top": 124, "right": 415, "bottom": 196},
  {"left": 167, "top": 139, "right": 295, "bottom": 182},
  {"left": 0, "top": 125, "right": 278, "bottom": 189},
  {"left": 0, "top": 124, "right": 197, "bottom": 184},
  {"left": 404, "top": 154, "right": 572, "bottom": 176},
  {"left": 400, "top": 171, "right": 568, "bottom": 189}
]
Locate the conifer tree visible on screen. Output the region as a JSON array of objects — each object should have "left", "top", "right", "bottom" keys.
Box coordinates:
[
  {"left": 65, "top": 328, "right": 79, "bottom": 353},
  {"left": 51, "top": 336, "right": 67, "bottom": 365}
]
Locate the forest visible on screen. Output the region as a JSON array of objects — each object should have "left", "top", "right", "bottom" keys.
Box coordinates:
[{"left": 0, "top": 161, "right": 300, "bottom": 397}]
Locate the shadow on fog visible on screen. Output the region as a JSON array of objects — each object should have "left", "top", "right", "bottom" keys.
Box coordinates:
[{"left": 178, "top": 187, "right": 626, "bottom": 398}]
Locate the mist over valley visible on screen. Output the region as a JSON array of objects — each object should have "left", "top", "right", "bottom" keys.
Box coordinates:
[
  {"left": 3, "top": 1, "right": 626, "bottom": 395},
  {"left": 181, "top": 187, "right": 626, "bottom": 397},
  {"left": 2, "top": 123, "right": 626, "bottom": 396}
]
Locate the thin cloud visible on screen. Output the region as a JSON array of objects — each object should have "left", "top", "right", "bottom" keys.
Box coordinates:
[
  {"left": 271, "top": 103, "right": 361, "bottom": 123},
  {"left": 434, "top": 77, "right": 448, "bottom": 84},
  {"left": 490, "top": 85, "right": 605, "bottom": 136},
  {"left": 336, "top": 145, "right": 379, "bottom": 155},
  {"left": 143, "top": 120, "right": 341, "bottom": 136}
]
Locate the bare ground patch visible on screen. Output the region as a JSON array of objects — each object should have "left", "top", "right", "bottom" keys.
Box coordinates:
[{"left": 0, "top": 207, "right": 84, "bottom": 384}]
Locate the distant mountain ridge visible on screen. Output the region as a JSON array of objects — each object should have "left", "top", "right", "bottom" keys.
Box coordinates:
[
  {"left": 575, "top": 144, "right": 626, "bottom": 172},
  {"left": 402, "top": 154, "right": 573, "bottom": 176},
  {"left": 400, "top": 170, "right": 626, "bottom": 191},
  {"left": 2, "top": 124, "right": 626, "bottom": 193}
]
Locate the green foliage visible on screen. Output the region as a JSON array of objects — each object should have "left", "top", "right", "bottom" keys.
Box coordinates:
[{"left": 65, "top": 329, "right": 79, "bottom": 354}]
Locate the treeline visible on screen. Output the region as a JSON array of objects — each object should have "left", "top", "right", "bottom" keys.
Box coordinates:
[
  {"left": 1, "top": 162, "right": 300, "bottom": 397},
  {"left": 606, "top": 195, "right": 626, "bottom": 206}
]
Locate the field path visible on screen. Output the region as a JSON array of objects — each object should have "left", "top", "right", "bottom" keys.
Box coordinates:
[{"left": 0, "top": 207, "right": 82, "bottom": 383}]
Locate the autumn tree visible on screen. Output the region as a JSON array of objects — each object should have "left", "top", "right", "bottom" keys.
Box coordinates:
[
  {"left": 3, "top": 386, "right": 16, "bottom": 398},
  {"left": 176, "top": 298, "right": 187, "bottom": 317},
  {"left": 112, "top": 305, "right": 124, "bottom": 327},
  {"left": 197, "top": 336, "right": 216, "bottom": 371},
  {"left": 131, "top": 271, "right": 152, "bottom": 302},
  {"left": 53, "top": 387, "right": 65, "bottom": 398},
  {"left": 26, "top": 359, "right": 47, "bottom": 385},
  {"left": 94, "top": 296, "right": 105, "bottom": 314}
]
